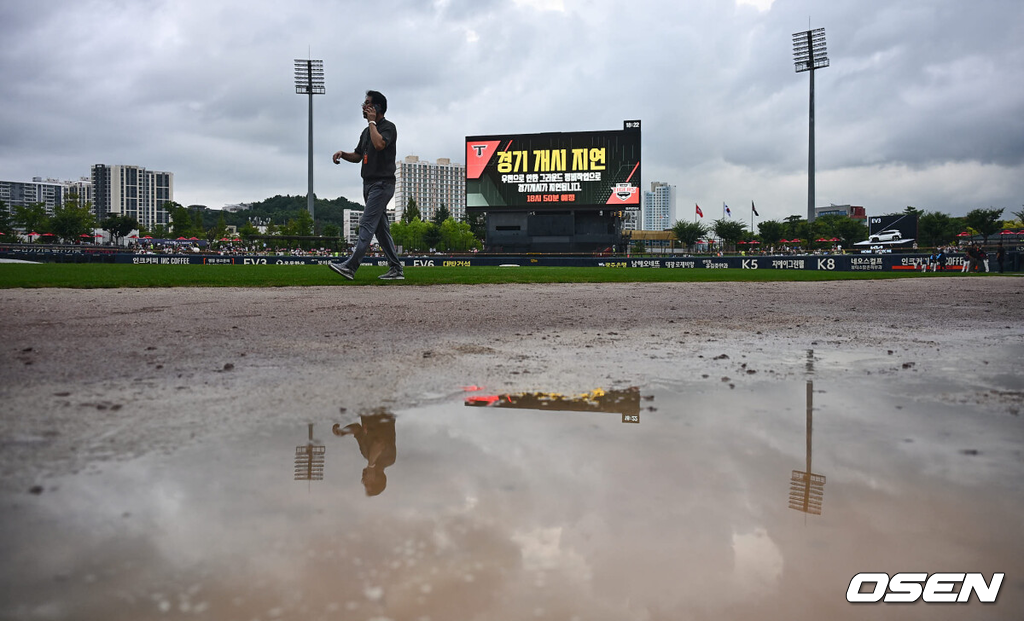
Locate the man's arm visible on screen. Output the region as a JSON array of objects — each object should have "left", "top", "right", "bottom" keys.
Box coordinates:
[
  {"left": 364, "top": 105, "right": 387, "bottom": 151},
  {"left": 333, "top": 150, "right": 361, "bottom": 164}
]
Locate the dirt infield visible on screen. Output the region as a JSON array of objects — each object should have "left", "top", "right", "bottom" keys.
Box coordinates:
[{"left": 1, "top": 277, "right": 1021, "bottom": 492}]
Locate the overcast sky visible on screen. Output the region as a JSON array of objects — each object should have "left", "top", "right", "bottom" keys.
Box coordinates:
[{"left": 2, "top": 0, "right": 1022, "bottom": 222}]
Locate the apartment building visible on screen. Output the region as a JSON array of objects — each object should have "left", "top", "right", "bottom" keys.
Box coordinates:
[
  {"left": 642, "top": 181, "right": 677, "bottom": 231},
  {"left": 394, "top": 155, "right": 466, "bottom": 222},
  {"left": 91, "top": 164, "right": 173, "bottom": 229}
]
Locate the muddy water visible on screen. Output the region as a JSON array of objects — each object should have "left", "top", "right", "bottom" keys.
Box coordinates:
[{"left": 1, "top": 350, "right": 1022, "bottom": 621}]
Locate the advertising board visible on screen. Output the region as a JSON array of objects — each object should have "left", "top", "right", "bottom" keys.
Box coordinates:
[
  {"left": 866, "top": 214, "right": 919, "bottom": 243},
  {"left": 466, "top": 121, "right": 641, "bottom": 212}
]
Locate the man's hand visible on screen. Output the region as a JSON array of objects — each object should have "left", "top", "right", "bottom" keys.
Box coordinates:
[
  {"left": 363, "top": 104, "right": 378, "bottom": 124},
  {"left": 334, "top": 150, "right": 359, "bottom": 164}
]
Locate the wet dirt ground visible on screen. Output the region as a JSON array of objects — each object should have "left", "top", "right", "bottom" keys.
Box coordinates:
[{"left": 1, "top": 278, "right": 1022, "bottom": 619}]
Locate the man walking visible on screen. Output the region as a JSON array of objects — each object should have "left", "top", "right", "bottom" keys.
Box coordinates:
[{"left": 328, "top": 90, "right": 403, "bottom": 280}]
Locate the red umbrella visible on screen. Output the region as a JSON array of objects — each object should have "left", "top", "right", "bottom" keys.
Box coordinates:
[
  {"left": 738, "top": 240, "right": 748, "bottom": 244},
  {"left": 750, "top": 240, "right": 760, "bottom": 245},
  {"left": 41, "top": 232, "right": 55, "bottom": 236},
  {"left": 29, "top": 232, "right": 39, "bottom": 236},
  {"left": 129, "top": 235, "right": 139, "bottom": 239},
  {"left": 176, "top": 236, "right": 187, "bottom": 240},
  {"left": 142, "top": 235, "right": 153, "bottom": 239},
  {"left": 188, "top": 236, "right": 199, "bottom": 240},
  {"left": 830, "top": 237, "right": 841, "bottom": 242},
  {"left": 1000, "top": 230, "right": 1015, "bottom": 235},
  {"left": 815, "top": 238, "right": 829, "bottom": 242},
  {"left": 80, "top": 233, "right": 92, "bottom": 237},
  {"left": 956, "top": 231, "right": 970, "bottom": 237}
]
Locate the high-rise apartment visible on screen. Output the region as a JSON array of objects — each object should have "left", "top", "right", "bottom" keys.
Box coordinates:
[
  {"left": 642, "top": 182, "right": 676, "bottom": 231},
  {"left": 394, "top": 156, "right": 466, "bottom": 222},
  {"left": 0, "top": 179, "right": 64, "bottom": 216},
  {"left": 91, "top": 164, "right": 173, "bottom": 229},
  {"left": 0, "top": 177, "right": 93, "bottom": 217}
]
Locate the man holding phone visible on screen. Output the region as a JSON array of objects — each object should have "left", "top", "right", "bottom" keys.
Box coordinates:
[{"left": 328, "top": 90, "right": 403, "bottom": 280}]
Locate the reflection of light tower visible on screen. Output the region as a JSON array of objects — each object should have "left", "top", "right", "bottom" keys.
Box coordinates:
[
  {"left": 789, "top": 350, "right": 826, "bottom": 515},
  {"left": 294, "top": 58, "right": 325, "bottom": 221},
  {"left": 295, "top": 423, "right": 325, "bottom": 483},
  {"left": 793, "top": 28, "right": 829, "bottom": 223}
]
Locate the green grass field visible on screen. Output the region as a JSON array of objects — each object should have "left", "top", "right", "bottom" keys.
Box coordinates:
[{"left": 0, "top": 263, "right": 962, "bottom": 288}]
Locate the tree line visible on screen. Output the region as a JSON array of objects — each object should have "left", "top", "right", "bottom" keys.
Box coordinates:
[
  {"left": 664, "top": 206, "right": 1020, "bottom": 252},
  {"left": 2, "top": 194, "right": 1019, "bottom": 253}
]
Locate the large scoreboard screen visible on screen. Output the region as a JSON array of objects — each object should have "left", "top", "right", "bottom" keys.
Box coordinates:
[{"left": 466, "top": 121, "right": 641, "bottom": 211}]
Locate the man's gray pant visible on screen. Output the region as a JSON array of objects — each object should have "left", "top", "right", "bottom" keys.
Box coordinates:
[{"left": 344, "top": 180, "right": 402, "bottom": 272}]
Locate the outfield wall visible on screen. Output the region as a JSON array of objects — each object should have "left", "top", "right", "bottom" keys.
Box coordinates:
[{"left": 2, "top": 244, "right": 1021, "bottom": 272}]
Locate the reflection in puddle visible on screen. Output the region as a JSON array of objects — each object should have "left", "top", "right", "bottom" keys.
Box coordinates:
[
  {"left": 1, "top": 356, "right": 1022, "bottom": 620},
  {"left": 466, "top": 387, "right": 643, "bottom": 423},
  {"left": 790, "top": 351, "right": 826, "bottom": 516},
  {"left": 332, "top": 410, "right": 397, "bottom": 496}
]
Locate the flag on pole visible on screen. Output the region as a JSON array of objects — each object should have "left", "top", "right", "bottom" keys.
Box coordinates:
[
  {"left": 696, "top": 204, "right": 704, "bottom": 218},
  {"left": 751, "top": 201, "right": 759, "bottom": 217},
  {"left": 724, "top": 203, "right": 732, "bottom": 217}
]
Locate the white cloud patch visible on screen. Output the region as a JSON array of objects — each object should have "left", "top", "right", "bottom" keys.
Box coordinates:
[{"left": 736, "top": 0, "right": 775, "bottom": 12}]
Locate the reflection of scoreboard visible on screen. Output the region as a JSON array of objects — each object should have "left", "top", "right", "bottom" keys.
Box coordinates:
[
  {"left": 466, "top": 121, "right": 641, "bottom": 212},
  {"left": 466, "top": 387, "right": 642, "bottom": 423}
]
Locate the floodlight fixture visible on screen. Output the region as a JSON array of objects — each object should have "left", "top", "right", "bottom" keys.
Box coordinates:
[
  {"left": 792, "top": 28, "right": 829, "bottom": 223},
  {"left": 294, "top": 59, "right": 325, "bottom": 220},
  {"left": 792, "top": 28, "right": 829, "bottom": 73}
]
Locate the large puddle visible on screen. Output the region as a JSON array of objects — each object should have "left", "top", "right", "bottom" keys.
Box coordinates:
[{"left": 2, "top": 350, "right": 1022, "bottom": 620}]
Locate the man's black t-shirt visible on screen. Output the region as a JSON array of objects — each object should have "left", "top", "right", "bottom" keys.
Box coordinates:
[{"left": 354, "top": 118, "right": 397, "bottom": 183}]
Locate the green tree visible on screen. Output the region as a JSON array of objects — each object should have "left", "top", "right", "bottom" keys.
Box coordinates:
[
  {"left": 50, "top": 194, "right": 97, "bottom": 243},
  {"left": 424, "top": 222, "right": 442, "bottom": 251},
  {"left": 0, "top": 202, "right": 17, "bottom": 237},
  {"left": 463, "top": 210, "right": 487, "bottom": 242},
  {"left": 238, "top": 221, "right": 259, "bottom": 240},
  {"left": 782, "top": 215, "right": 813, "bottom": 244},
  {"left": 1010, "top": 207, "right": 1024, "bottom": 225},
  {"left": 432, "top": 204, "right": 451, "bottom": 228},
  {"left": 211, "top": 212, "right": 228, "bottom": 241},
  {"left": 963, "top": 208, "right": 1004, "bottom": 243},
  {"left": 670, "top": 220, "right": 708, "bottom": 250},
  {"left": 101, "top": 214, "right": 140, "bottom": 245},
  {"left": 712, "top": 218, "right": 747, "bottom": 249},
  {"left": 12, "top": 203, "right": 50, "bottom": 234},
  {"left": 284, "top": 208, "right": 314, "bottom": 237},
  {"left": 190, "top": 208, "right": 205, "bottom": 239},
  {"left": 401, "top": 198, "right": 421, "bottom": 224},
  {"left": 918, "top": 211, "right": 960, "bottom": 247},
  {"left": 166, "top": 202, "right": 190, "bottom": 236},
  {"left": 756, "top": 220, "right": 785, "bottom": 246},
  {"left": 321, "top": 223, "right": 341, "bottom": 239},
  {"left": 391, "top": 217, "right": 431, "bottom": 252},
  {"left": 438, "top": 218, "right": 480, "bottom": 252}
]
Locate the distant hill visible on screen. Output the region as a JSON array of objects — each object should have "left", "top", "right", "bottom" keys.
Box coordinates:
[{"left": 201, "top": 194, "right": 363, "bottom": 229}]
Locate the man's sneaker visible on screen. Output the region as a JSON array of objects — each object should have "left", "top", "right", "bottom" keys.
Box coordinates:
[
  {"left": 328, "top": 262, "right": 355, "bottom": 280},
  {"left": 378, "top": 267, "right": 405, "bottom": 280}
]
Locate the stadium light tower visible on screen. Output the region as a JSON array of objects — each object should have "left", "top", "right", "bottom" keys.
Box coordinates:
[
  {"left": 793, "top": 28, "right": 829, "bottom": 223},
  {"left": 294, "top": 59, "right": 325, "bottom": 221}
]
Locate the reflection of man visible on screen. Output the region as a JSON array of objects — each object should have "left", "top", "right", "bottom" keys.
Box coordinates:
[{"left": 333, "top": 410, "right": 396, "bottom": 496}]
